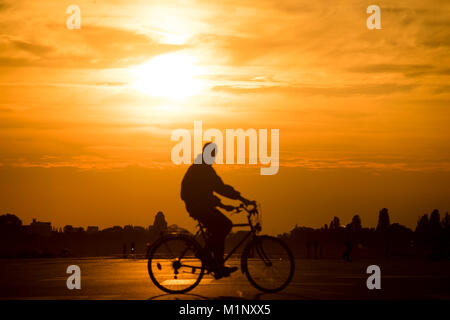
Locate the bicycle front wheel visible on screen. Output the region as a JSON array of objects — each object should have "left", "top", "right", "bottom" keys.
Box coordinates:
[
  {"left": 242, "top": 235, "right": 295, "bottom": 293},
  {"left": 148, "top": 235, "right": 205, "bottom": 294}
]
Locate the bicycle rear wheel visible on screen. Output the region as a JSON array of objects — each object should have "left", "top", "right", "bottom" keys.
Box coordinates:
[
  {"left": 242, "top": 235, "right": 294, "bottom": 293},
  {"left": 148, "top": 235, "right": 205, "bottom": 294}
]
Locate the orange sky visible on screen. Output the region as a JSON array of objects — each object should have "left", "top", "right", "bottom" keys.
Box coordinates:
[{"left": 0, "top": 0, "right": 449, "bottom": 234}]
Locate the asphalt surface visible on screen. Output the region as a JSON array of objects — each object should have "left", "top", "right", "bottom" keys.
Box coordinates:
[{"left": 1, "top": 258, "right": 449, "bottom": 300}]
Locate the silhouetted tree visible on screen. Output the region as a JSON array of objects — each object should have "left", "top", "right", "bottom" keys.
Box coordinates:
[
  {"left": 415, "top": 214, "right": 429, "bottom": 233},
  {"left": 429, "top": 209, "right": 441, "bottom": 232},
  {"left": 329, "top": 216, "right": 340, "bottom": 230},
  {"left": 441, "top": 212, "right": 450, "bottom": 258},
  {"left": 442, "top": 212, "right": 450, "bottom": 229},
  {"left": 350, "top": 215, "right": 362, "bottom": 231},
  {"left": 376, "top": 208, "right": 390, "bottom": 232},
  {"left": 425, "top": 209, "right": 444, "bottom": 257}
]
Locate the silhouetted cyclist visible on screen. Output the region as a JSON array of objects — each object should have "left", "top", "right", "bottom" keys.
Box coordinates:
[{"left": 181, "top": 142, "right": 254, "bottom": 279}]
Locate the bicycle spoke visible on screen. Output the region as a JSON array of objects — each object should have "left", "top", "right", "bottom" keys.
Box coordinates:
[
  {"left": 244, "top": 236, "right": 294, "bottom": 292},
  {"left": 255, "top": 243, "right": 272, "bottom": 266},
  {"left": 148, "top": 236, "right": 205, "bottom": 294}
]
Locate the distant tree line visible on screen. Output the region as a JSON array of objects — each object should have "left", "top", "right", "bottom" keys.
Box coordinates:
[
  {"left": 279, "top": 208, "right": 450, "bottom": 260},
  {"left": 0, "top": 208, "right": 449, "bottom": 259},
  {"left": 0, "top": 211, "right": 187, "bottom": 258}
]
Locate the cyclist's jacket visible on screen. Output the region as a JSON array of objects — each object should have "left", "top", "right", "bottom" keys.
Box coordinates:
[{"left": 181, "top": 163, "right": 240, "bottom": 218}]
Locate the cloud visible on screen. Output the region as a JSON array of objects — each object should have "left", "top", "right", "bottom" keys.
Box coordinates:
[
  {"left": 0, "top": 57, "right": 35, "bottom": 67},
  {"left": 0, "top": 0, "right": 10, "bottom": 11},
  {"left": 212, "top": 83, "right": 415, "bottom": 96},
  {"left": 0, "top": 0, "right": 449, "bottom": 173},
  {"left": 0, "top": 25, "right": 186, "bottom": 69},
  {"left": 10, "top": 39, "right": 52, "bottom": 56},
  {"left": 195, "top": 33, "right": 287, "bottom": 66},
  {"left": 347, "top": 64, "right": 450, "bottom": 78}
]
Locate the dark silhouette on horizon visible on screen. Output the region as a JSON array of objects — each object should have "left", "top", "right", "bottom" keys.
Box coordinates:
[
  {"left": 306, "top": 240, "right": 311, "bottom": 258},
  {"left": 343, "top": 241, "right": 352, "bottom": 261},
  {"left": 0, "top": 208, "right": 449, "bottom": 260}
]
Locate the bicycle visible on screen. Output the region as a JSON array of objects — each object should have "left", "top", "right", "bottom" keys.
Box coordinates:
[{"left": 147, "top": 202, "right": 295, "bottom": 294}]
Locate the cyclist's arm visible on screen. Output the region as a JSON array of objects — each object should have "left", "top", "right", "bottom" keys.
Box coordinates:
[
  {"left": 217, "top": 202, "right": 235, "bottom": 212},
  {"left": 212, "top": 172, "right": 240, "bottom": 199},
  {"left": 211, "top": 169, "right": 252, "bottom": 204}
]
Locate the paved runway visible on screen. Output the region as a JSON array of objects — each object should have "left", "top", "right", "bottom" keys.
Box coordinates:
[{"left": 1, "top": 258, "right": 449, "bottom": 299}]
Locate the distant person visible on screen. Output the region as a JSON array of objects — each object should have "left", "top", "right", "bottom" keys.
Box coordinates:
[
  {"left": 145, "top": 242, "right": 151, "bottom": 259},
  {"left": 313, "top": 240, "right": 319, "bottom": 259},
  {"left": 130, "top": 241, "right": 136, "bottom": 259},
  {"left": 122, "top": 243, "right": 127, "bottom": 258},
  {"left": 343, "top": 240, "right": 352, "bottom": 262},
  {"left": 181, "top": 142, "right": 254, "bottom": 279}
]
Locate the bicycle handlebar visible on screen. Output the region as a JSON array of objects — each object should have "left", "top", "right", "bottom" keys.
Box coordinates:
[{"left": 232, "top": 202, "right": 258, "bottom": 215}]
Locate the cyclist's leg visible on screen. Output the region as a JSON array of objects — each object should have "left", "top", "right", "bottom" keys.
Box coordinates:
[{"left": 197, "top": 209, "right": 232, "bottom": 268}]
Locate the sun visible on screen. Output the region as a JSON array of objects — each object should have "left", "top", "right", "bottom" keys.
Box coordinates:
[{"left": 131, "top": 53, "right": 205, "bottom": 100}]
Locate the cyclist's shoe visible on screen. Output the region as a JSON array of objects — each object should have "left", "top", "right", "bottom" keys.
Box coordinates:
[
  {"left": 223, "top": 266, "right": 238, "bottom": 276},
  {"left": 213, "top": 266, "right": 238, "bottom": 280}
]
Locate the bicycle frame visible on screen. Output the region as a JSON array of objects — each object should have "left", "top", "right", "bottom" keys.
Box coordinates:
[{"left": 194, "top": 204, "right": 261, "bottom": 263}]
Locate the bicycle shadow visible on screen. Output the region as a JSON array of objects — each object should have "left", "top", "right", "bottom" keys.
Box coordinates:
[
  {"left": 147, "top": 293, "right": 246, "bottom": 300},
  {"left": 148, "top": 293, "right": 209, "bottom": 300},
  {"left": 148, "top": 292, "right": 304, "bottom": 300}
]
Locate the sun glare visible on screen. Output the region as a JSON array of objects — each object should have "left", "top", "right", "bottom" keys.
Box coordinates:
[{"left": 131, "top": 53, "right": 205, "bottom": 100}]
